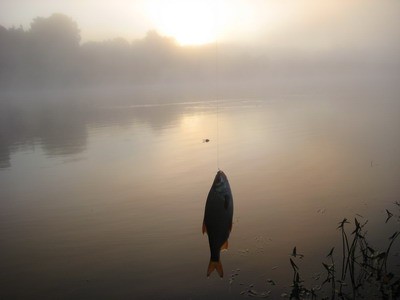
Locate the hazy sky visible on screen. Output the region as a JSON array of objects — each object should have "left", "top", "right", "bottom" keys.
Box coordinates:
[{"left": 1, "top": 0, "right": 399, "bottom": 51}]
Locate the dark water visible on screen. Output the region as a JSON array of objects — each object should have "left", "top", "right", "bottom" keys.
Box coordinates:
[{"left": 1, "top": 93, "right": 400, "bottom": 299}]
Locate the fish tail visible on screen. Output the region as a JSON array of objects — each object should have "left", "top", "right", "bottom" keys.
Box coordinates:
[{"left": 207, "top": 260, "right": 223, "bottom": 278}]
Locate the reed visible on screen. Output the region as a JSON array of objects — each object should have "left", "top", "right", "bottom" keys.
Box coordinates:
[{"left": 286, "top": 204, "right": 400, "bottom": 299}]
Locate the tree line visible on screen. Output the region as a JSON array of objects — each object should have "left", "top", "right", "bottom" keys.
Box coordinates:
[
  {"left": 0, "top": 13, "right": 398, "bottom": 93},
  {"left": 0, "top": 14, "right": 261, "bottom": 91}
]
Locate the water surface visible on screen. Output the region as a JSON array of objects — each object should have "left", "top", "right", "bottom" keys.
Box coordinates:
[{"left": 1, "top": 93, "right": 399, "bottom": 299}]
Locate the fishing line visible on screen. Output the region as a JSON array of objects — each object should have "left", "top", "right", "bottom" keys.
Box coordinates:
[{"left": 214, "top": 1, "right": 220, "bottom": 171}]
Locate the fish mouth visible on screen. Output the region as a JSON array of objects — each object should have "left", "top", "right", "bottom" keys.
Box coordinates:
[{"left": 214, "top": 170, "right": 227, "bottom": 185}]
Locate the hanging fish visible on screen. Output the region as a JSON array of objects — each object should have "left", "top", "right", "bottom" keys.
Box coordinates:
[{"left": 202, "top": 170, "right": 234, "bottom": 277}]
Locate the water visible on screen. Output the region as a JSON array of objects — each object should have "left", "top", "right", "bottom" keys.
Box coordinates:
[{"left": 1, "top": 93, "right": 400, "bottom": 299}]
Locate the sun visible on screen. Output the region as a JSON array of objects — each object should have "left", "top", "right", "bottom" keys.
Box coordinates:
[{"left": 144, "top": 0, "right": 220, "bottom": 46}]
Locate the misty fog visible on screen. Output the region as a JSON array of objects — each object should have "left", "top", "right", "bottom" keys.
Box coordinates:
[
  {"left": 1, "top": 10, "right": 399, "bottom": 169},
  {"left": 0, "top": 12, "right": 399, "bottom": 97}
]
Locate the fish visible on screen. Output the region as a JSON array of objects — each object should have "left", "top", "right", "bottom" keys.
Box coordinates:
[{"left": 202, "top": 170, "right": 234, "bottom": 277}]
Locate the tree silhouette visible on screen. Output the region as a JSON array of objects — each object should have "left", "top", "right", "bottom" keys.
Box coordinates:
[{"left": 29, "top": 13, "right": 80, "bottom": 49}]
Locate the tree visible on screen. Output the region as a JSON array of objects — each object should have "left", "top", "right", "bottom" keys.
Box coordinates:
[
  {"left": 29, "top": 13, "right": 81, "bottom": 49},
  {"left": 25, "top": 14, "right": 82, "bottom": 87}
]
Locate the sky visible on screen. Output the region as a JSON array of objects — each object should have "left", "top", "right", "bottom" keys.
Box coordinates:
[{"left": 1, "top": 0, "right": 399, "bottom": 52}]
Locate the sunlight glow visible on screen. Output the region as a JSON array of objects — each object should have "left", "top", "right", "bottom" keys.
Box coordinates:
[
  {"left": 142, "top": 0, "right": 293, "bottom": 46},
  {"left": 144, "top": 0, "right": 220, "bottom": 45},
  {"left": 181, "top": 115, "right": 202, "bottom": 132}
]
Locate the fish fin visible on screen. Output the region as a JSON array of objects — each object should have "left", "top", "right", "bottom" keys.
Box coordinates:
[
  {"left": 202, "top": 221, "right": 207, "bottom": 234},
  {"left": 207, "top": 260, "right": 224, "bottom": 278},
  {"left": 221, "top": 240, "right": 229, "bottom": 250}
]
